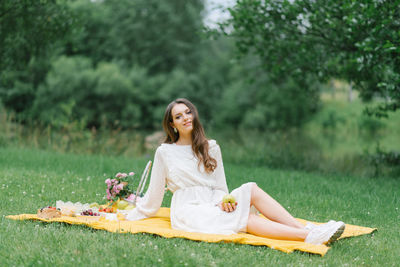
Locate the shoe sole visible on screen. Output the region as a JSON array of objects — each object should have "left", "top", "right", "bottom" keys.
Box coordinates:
[{"left": 326, "top": 223, "right": 345, "bottom": 244}]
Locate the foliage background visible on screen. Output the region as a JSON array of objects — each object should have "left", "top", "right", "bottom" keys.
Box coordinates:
[{"left": 1, "top": 0, "right": 399, "bottom": 175}]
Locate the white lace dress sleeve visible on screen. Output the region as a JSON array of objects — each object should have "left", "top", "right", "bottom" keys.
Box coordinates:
[
  {"left": 213, "top": 143, "right": 229, "bottom": 194},
  {"left": 126, "top": 146, "right": 167, "bottom": 221}
]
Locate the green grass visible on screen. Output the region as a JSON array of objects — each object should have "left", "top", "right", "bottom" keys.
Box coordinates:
[{"left": 1, "top": 146, "right": 399, "bottom": 266}]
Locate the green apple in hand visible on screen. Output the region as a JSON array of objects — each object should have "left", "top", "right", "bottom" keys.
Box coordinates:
[{"left": 222, "top": 194, "right": 236, "bottom": 204}]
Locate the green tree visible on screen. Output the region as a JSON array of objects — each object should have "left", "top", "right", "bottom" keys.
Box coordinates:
[
  {"left": 213, "top": 57, "right": 321, "bottom": 130},
  {"left": 67, "top": 0, "right": 204, "bottom": 74},
  {"left": 1, "top": 0, "right": 208, "bottom": 126},
  {"left": 227, "top": 0, "right": 400, "bottom": 117},
  {"left": 32, "top": 56, "right": 211, "bottom": 130},
  {"left": 0, "top": 0, "right": 76, "bottom": 118},
  {"left": 32, "top": 56, "right": 145, "bottom": 129},
  {"left": 0, "top": 0, "right": 75, "bottom": 72}
]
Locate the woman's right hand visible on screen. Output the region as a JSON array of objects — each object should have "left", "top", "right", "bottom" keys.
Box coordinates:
[{"left": 217, "top": 201, "right": 238, "bottom": 213}]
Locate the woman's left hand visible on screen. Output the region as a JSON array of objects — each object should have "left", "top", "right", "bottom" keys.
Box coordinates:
[{"left": 218, "top": 201, "right": 238, "bottom": 213}]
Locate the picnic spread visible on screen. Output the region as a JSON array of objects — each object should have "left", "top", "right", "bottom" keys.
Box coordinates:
[
  {"left": 6, "top": 204, "right": 376, "bottom": 256},
  {"left": 6, "top": 164, "right": 377, "bottom": 256}
]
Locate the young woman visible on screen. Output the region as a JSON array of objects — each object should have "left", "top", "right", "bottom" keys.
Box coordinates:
[{"left": 126, "top": 98, "right": 345, "bottom": 245}]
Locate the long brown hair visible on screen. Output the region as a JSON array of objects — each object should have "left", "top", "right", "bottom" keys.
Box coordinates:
[{"left": 162, "top": 98, "right": 217, "bottom": 173}]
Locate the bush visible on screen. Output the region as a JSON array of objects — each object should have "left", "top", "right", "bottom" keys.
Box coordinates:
[
  {"left": 30, "top": 56, "right": 215, "bottom": 130},
  {"left": 358, "top": 115, "right": 386, "bottom": 140},
  {"left": 32, "top": 56, "right": 97, "bottom": 128},
  {"left": 213, "top": 129, "right": 323, "bottom": 172},
  {"left": 32, "top": 56, "right": 151, "bottom": 129},
  {"left": 368, "top": 145, "right": 400, "bottom": 177},
  {"left": 214, "top": 69, "right": 321, "bottom": 131}
]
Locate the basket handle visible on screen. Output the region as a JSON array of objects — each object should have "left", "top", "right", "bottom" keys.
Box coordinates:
[{"left": 133, "top": 160, "right": 152, "bottom": 205}]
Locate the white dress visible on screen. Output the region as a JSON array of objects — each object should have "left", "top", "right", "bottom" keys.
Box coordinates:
[{"left": 126, "top": 139, "right": 255, "bottom": 235}]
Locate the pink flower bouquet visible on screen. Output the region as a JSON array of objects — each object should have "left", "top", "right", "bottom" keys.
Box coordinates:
[{"left": 105, "top": 172, "right": 141, "bottom": 203}]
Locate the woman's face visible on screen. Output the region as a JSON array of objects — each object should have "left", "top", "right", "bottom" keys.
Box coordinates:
[{"left": 170, "top": 103, "right": 193, "bottom": 135}]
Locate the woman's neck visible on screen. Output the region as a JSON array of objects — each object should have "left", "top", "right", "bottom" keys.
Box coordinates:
[{"left": 175, "top": 134, "right": 192, "bottom": 146}]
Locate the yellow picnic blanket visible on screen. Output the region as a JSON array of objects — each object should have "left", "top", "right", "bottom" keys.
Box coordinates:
[{"left": 6, "top": 207, "right": 376, "bottom": 256}]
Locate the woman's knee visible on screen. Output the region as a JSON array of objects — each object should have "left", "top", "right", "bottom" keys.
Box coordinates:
[
  {"left": 250, "top": 182, "right": 260, "bottom": 204},
  {"left": 251, "top": 182, "right": 259, "bottom": 193}
]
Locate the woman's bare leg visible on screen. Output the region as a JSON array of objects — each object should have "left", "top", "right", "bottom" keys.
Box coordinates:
[
  {"left": 250, "top": 183, "right": 305, "bottom": 229},
  {"left": 246, "top": 214, "right": 309, "bottom": 241}
]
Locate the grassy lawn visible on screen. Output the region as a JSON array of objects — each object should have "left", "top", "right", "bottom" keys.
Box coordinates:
[{"left": 1, "top": 146, "right": 398, "bottom": 266}]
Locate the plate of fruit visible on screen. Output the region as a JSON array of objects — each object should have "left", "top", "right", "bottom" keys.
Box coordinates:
[
  {"left": 79, "top": 209, "right": 100, "bottom": 216},
  {"left": 99, "top": 206, "right": 115, "bottom": 213}
]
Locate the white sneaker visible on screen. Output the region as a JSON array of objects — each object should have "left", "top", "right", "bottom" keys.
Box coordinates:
[
  {"left": 305, "top": 221, "right": 345, "bottom": 245},
  {"left": 305, "top": 220, "right": 336, "bottom": 231}
]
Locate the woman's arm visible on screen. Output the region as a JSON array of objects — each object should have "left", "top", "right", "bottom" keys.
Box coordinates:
[
  {"left": 213, "top": 142, "right": 237, "bottom": 213},
  {"left": 126, "top": 146, "right": 167, "bottom": 221},
  {"left": 213, "top": 143, "right": 229, "bottom": 193}
]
